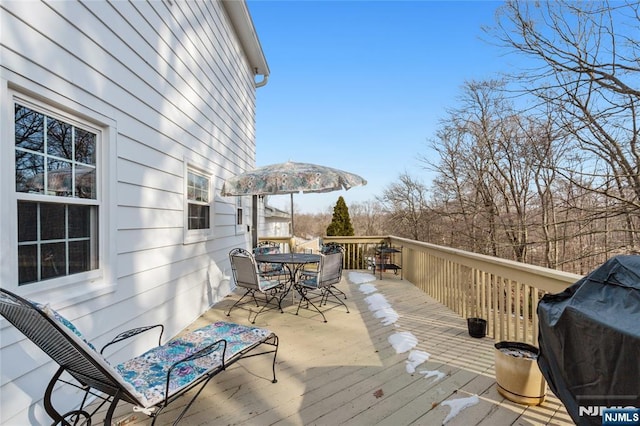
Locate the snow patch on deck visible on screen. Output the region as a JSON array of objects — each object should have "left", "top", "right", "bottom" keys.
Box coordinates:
[
  {"left": 405, "top": 350, "right": 431, "bottom": 373},
  {"left": 347, "top": 271, "right": 376, "bottom": 284},
  {"left": 358, "top": 283, "right": 378, "bottom": 294},
  {"left": 419, "top": 369, "right": 446, "bottom": 382},
  {"left": 388, "top": 331, "right": 418, "bottom": 353},
  {"left": 441, "top": 394, "right": 480, "bottom": 424}
]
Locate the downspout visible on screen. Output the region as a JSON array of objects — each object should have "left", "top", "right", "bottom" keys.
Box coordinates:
[
  {"left": 254, "top": 68, "right": 269, "bottom": 88},
  {"left": 252, "top": 69, "right": 266, "bottom": 246}
]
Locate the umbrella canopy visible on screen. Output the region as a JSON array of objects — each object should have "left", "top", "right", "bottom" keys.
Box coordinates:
[
  {"left": 221, "top": 161, "right": 367, "bottom": 236},
  {"left": 221, "top": 161, "right": 366, "bottom": 196}
]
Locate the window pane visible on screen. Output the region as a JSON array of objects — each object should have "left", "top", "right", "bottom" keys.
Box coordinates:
[
  {"left": 15, "top": 104, "right": 98, "bottom": 200},
  {"left": 237, "top": 208, "right": 243, "bottom": 225},
  {"left": 47, "top": 116, "right": 73, "bottom": 159},
  {"left": 69, "top": 240, "right": 90, "bottom": 274},
  {"left": 18, "top": 245, "right": 38, "bottom": 284},
  {"left": 47, "top": 159, "right": 73, "bottom": 197},
  {"left": 187, "top": 171, "right": 209, "bottom": 202},
  {"left": 41, "top": 242, "right": 66, "bottom": 280},
  {"left": 15, "top": 151, "right": 44, "bottom": 193},
  {"left": 41, "top": 203, "right": 66, "bottom": 240},
  {"left": 75, "top": 128, "right": 96, "bottom": 165},
  {"left": 68, "top": 205, "right": 91, "bottom": 238},
  {"left": 15, "top": 105, "right": 44, "bottom": 152},
  {"left": 76, "top": 166, "right": 96, "bottom": 199},
  {"left": 188, "top": 204, "right": 209, "bottom": 230},
  {"left": 18, "top": 201, "right": 38, "bottom": 242}
]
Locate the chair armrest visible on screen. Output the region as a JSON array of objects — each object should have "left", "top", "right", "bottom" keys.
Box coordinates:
[
  {"left": 100, "top": 324, "right": 165, "bottom": 355},
  {"left": 164, "top": 339, "right": 228, "bottom": 402}
]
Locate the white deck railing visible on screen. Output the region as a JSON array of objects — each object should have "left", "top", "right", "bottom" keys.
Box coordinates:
[{"left": 260, "top": 235, "right": 582, "bottom": 346}]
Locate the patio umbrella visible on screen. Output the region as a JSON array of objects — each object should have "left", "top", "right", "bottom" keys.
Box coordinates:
[{"left": 220, "top": 161, "right": 367, "bottom": 235}]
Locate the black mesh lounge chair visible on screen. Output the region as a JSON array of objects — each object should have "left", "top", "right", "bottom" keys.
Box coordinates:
[
  {"left": 227, "top": 248, "right": 287, "bottom": 323},
  {"left": 294, "top": 250, "right": 349, "bottom": 322},
  {"left": 0, "top": 288, "right": 278, "bottom": 425}
]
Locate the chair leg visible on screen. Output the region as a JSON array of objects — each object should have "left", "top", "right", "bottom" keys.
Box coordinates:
[
  {"left": 331, "top": 286, "right": 347, "bottom": 300},
  {"left": 45, "top": 366, "right": 121, "bottom": 426},
  {"left": 323, "top": 287, "right": 350, "bottom": 313},
  {"left": 44, "top": 367, "right": 68, "bottom": 424},
  {"left": 248, "top": 292, "right": 283, "bottom": 324},
  {"left": 294, "top": 286, "right": 327, "bottom": 323},
  {"left": 226, "top": 288, "right": 256, "bottom": 317}
]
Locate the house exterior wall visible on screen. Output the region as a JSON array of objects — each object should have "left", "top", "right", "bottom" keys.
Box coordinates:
[
  {"left": 0, "top": 1, "right": 263, "bottom": 424},
  {"left": 258, "top": 198, "right": 292, "bottom": 238}
]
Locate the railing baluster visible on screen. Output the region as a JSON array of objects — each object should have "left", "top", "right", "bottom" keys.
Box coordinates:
[{"left": 515, "top": 281, "right": 521, "bottom": 342}]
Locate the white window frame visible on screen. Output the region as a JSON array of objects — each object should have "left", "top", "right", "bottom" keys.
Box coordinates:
[
  {"left": 2, "top": 88, "right": 115, "bottom": 304},
  {"left": 183, "top": 162, "right": 213, "bottom": 244},
  {"left": 235, "top": 196, "right": 249, "bottom": 235}
]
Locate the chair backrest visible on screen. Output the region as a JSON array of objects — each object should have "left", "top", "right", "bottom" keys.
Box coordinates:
[
  {"left": 0, "top": 289, "right": 140, "bottom": 404},
  {"left": 230, "top": 248, "right": 264, "bottom": 291},
  {"left": 317, "top": 251, "right": 344, "bottom": 288},
  {"left": 320, "top": 243, "right": 344, "bottom": 255},
  {"left": 253, "top": 243, "right": 285, "bottom": 275},
  {"left": 254, "top": 241, "right": 280, "bottom": 254}
]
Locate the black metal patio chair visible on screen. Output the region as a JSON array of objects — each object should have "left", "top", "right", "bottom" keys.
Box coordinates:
[
  {"left": 294, "top": 250, "right": 349, "bottom": 322},
  {"left": 253, "top": 241, "right": 290, "bottom": 282},
  {"left": 0, "top": 288, "right": 278, "bottom": 425},
  {"left": 227, "top": 248, "right": 288, "bottom": 323}
]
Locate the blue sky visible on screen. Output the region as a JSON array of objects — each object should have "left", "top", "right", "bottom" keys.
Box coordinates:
[{"left": 247, "top": 1, "right": 508, "bottom": 214}]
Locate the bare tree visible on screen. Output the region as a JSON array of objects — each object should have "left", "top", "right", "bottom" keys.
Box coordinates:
[
  {"left": 349, "top": 200, "right": 387, "bottom": 236},
  {"left": 493, "top": 0, "right": 640, "bottom": 249},
  {"left": 378, "top": 173, "right": 430, "bottom": 241}
]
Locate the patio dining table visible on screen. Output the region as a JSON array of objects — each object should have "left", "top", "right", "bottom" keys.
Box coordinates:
[{"left": 254, "top": 252, "right": 321, "bottom": 301}]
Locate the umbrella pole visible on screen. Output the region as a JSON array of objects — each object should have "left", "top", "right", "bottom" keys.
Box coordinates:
[
  {"left": 290, "top": 193, "right": 295, "bottom": 253},
  {"left": 290, "top": 192, "right": 294, "bottom": 236}
]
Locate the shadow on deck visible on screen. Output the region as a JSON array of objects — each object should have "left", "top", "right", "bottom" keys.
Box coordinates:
[{"left": 109, "top": 271, "right": 572, "bottom": 425}]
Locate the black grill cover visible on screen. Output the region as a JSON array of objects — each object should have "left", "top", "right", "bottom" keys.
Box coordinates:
[{"left": 537, "top": 255, "right": 640, "bottom": 425}]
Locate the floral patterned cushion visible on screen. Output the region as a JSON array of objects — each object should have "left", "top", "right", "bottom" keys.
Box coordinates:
[
  {"left": 32, "top": 301, "right": 144, "bottom": 397},
  {"left": 254, "top": 245, "right": 285, "bottom": 275},
  {"left": 115, "top": 321, "right": 273, "bottom": 408},
  {"left": 34, "top": 302, "right": 99, "bottom": 353},
  {"left": 259, "top": 278, "right": 283, "bottom": 291},
  {"left": 298, "top": 276, "right": 320, "bottom": 289}
]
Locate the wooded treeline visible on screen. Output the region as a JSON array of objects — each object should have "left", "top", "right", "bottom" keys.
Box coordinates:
[{"left": 296, "top": 1, "right": 640, "bottom": 275}]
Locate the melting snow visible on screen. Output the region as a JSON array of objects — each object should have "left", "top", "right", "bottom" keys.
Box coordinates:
[
  {"left": 348, "top": 271, "right": 376, "bottom": 284},
  {"left": 441, "top": 394, "right": 480, "bottom": 424},
  {"left": 359, "top": 283, "right": 378, "bottom": 294},
  {"left": 364, "top": 293, "right": 391, "bottom": 311},
  {"left": 405, "top": 350, "right": 431, "bottom": 374},
  {"left": 374, "top": 307, "right": 399, "bottom": 325},
  {"left": 364, "top": 293, "right": 398, "bottom": 325},
  {"left": 388, "top": 331, "right": 418, "bottom": 353},
  {"left": 419, "top": 369, "right": 446, "bottom": 382}
]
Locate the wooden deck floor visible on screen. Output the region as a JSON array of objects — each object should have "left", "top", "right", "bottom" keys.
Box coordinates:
[{"left": 111, "top": 272, "right": 573, "bottom": 426}]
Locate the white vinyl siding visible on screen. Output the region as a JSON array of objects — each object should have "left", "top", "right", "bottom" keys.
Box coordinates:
[{"left": 0, "top": 1, "right": 262, "bottom": 424}]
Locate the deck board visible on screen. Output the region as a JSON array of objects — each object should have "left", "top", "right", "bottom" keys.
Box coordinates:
[{"left": 103, "top": 271, "right": 571, "bottom": 426}]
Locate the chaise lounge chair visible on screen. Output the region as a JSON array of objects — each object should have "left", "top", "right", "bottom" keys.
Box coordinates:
[{"left": 0, "top": 288, "right": 279, "bottom": 425}]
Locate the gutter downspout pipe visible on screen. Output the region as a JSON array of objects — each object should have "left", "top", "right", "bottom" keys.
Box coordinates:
[{"left": 255, "top": 69, "right": 268, "bottom": 88}]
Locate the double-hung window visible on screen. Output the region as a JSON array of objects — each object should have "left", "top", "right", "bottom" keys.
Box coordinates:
[
  {"left": 185, "top": 168, "right": 212, "bottom": 242},
  {"left": 14, "top": 103, "right": 99, "bottom": 285}
]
